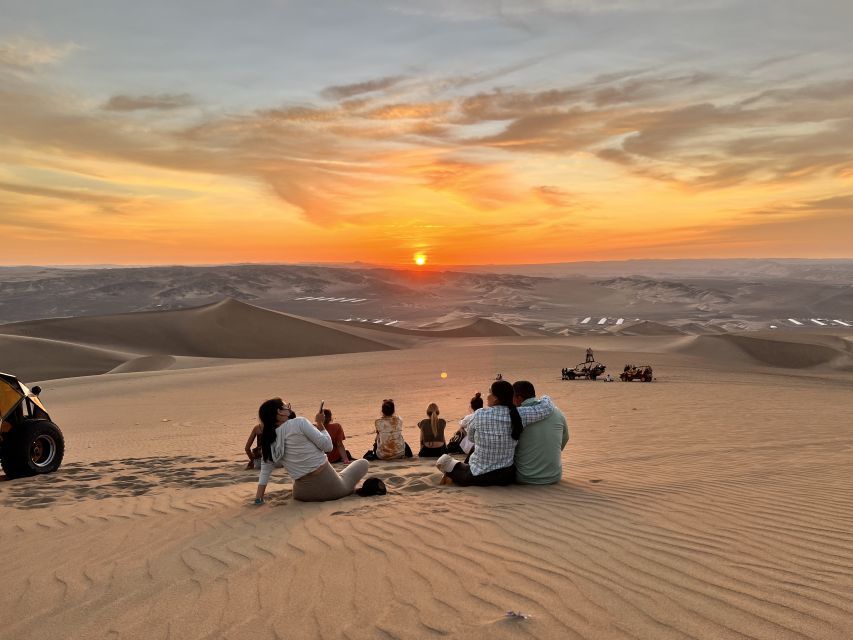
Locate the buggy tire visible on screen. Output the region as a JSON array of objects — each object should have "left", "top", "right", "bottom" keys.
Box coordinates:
[
  {"left": 0, "top": 419, "right": 65, "bottom": 479},
  {"left": 567, "top": 371, "right": 576, "bottom": 380},
  {"left": 590, "top": 374, "right": 597, "bottom": 381}
]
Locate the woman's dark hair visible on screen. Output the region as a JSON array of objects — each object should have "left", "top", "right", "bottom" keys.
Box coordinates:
[
  {"left": 381, "top": 399, "right": 395, "bottom": 417},
  {"left": 259, "top": 397, "right": 284, "bottom": 462},
  {"left": 323, "top": 408, "right": 332, "bottom": 426},
  {"left": 470, "top": 391, "right": 483, "bottom": 411},
  {"left": 490, "top": 380, "right": 523, "bottom": 440}
]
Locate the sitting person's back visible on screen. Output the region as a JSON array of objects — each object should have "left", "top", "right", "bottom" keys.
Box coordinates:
[
  {"left": 417, "top": 403, "right": 447, "bottom": 457},
  {"left": 375, "top": 399, "right": 406, "bottom": 459},
  {"left": 512, "top": 380, "right": 569, "bottom": 484}
]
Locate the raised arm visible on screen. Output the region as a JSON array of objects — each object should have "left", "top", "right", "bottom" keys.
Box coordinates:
[
  {"left": 517, "top": 395, "right": 555, "bottom": 426},
  {"left": 299, "top": 417, "right": 333, "bottom": 453}
]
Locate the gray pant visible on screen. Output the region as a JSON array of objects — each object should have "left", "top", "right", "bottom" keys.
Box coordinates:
[{"left": 293, "top": 459, "right": 369, "bottom": 502}]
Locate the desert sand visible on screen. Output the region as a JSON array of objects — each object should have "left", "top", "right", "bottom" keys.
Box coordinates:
[{"left": 1, "top": 299, "right": 852, "bottom": 639}]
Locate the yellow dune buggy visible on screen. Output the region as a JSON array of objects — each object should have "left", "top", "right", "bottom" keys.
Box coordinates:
[{"left": 0, "top": 372, "right": 65, "bottom": 478}]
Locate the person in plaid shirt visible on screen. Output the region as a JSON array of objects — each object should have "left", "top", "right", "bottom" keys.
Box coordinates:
[{"left": 436, "top": 380, "right": 554, "bottom": 486}]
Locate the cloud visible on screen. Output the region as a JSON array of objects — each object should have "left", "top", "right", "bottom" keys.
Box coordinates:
[
  {"left": 533, "top": 185, "right": 577, "bottom": 208},
  {"left": 0, "top": 36, "right": 78, "bottom": 70},
  {"left": 0, "top": 180, "right": 129, "bottom": 205},
  {"left": 320, "top": 76, "right": 406, "bottom": 100},
  {"left": 747, "top": 194, "right": 853, "bottom": 218},
  {"left": 384, "top": 0, "right": 726, "bottom": 20},
  {"left": 102, "top": 93, "right": 196, "bottom": 111},
  {"left": 3, "top": 57, "right": 852, "bottom": 234},
  {"left": 362, "top": 102, "right": 451, "bottom": 120}
]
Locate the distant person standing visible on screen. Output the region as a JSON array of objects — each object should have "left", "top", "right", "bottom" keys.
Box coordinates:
[
  {"left": 585, "top": 347, "right": 594, "bottom": 363},
  {"left": 512, "top": 380, "right": 569, "bottom": 485}
]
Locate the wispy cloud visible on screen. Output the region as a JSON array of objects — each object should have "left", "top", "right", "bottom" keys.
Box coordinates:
[
  {"left": 102, "top": 93, "right": 196, "bottom": 111},
  {"left": 0, "top": 36, "right": 78, "bottom": 70},
  {"left": 320, "top": 76, "right": 406, "bottom": 100}
]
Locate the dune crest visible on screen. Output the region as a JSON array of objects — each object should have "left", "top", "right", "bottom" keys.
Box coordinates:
[
  {"left": 0, "top": 298, "right": 396, "bottom": 379},
  {"left": 677, "top": 333, "right": 853, "bottom": 369}
]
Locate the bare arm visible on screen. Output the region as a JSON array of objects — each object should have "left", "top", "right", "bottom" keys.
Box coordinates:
[
  {"left": 337, "top": 443, "right": 350, "bottom": 464},
  {"left": 244, "top": 424, "right": 261, "bottom": 460}
]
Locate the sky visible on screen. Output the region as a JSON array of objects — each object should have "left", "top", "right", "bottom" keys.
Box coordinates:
[{"left": 1, "top": 0, "right": 852, "bottom": 266}]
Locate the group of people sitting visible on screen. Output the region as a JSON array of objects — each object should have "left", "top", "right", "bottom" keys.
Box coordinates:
[{"left": 246, "top": 378, "right": 569, "bottom": 504}]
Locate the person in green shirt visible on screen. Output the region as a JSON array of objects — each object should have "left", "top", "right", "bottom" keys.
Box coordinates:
[{"left": 512, "top": 380, "right": 569, "bottom": 484}]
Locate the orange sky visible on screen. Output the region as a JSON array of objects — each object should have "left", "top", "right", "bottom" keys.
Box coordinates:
[{"left": 1, "top": 2, "right": 852, "bottom": 265}]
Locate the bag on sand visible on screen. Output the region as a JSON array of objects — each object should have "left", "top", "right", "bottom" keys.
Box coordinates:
[{"left": 356, "top": 477, "right": 387, "bottom": 497}]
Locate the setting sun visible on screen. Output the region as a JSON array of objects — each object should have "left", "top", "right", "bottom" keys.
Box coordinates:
[{"left": 414, "top": 254, "right": 427, "bottom": 266}]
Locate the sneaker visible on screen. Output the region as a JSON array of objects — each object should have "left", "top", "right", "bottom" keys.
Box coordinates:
[{"left": 435, "top": 453, "right": 458, "bottom": 474}]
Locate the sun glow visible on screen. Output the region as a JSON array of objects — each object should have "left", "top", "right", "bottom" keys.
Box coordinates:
[{"left": 414, "top": 253, "right": 427, "bottom": 266}]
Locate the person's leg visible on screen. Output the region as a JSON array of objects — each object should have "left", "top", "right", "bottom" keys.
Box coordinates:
[
  {"left": 293, "top": 462, "right": 350, "bottom": 502},
  {"left": 339, "top": 459, "right": 369, "bottom": 493},
  {"left": 469, "top": 465, "right": 516, "bottom": 487},
  {"left": 448, "top": 462, "right": 475, "bottom": 486}
]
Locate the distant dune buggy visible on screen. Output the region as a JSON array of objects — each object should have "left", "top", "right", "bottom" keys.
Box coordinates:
[
  {"left": 562, "top": 361, "right": 607, "bottom": 381},
  {"left": 0, "top": 372, "right": 65, "bottom": 479},
  {"left": 620, "top": 364, "right": 654, "bottom": 382}
]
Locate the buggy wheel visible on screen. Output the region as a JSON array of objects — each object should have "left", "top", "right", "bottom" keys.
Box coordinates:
[
  {"left": 0, "top": 419, "right": 65, "bottom": 479},
  {"left": 590, "top": 374, "right": 597, "bottom": 381},
  {"left": 567, "top": 371, "right": 576, "bottom": 380}
]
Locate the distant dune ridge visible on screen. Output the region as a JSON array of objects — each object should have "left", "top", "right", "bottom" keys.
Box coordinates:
[
  {"left": 1, "top": 262, "right": 851, "bottom": 334},
  {"left": 677, "top": 332, "right": 853, "bottom": 370},
  {"left": 0, "top": 294, "right": 850, "bottom": 382},
  {"left": 0, "top": 299, "right": 399, "bottom": 380}
]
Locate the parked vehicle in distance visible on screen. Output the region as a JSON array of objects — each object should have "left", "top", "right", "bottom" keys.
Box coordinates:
[
  {"left": 620, "top": 364, "right": 654, "bottom": 382},
  {"left": 0, "top": 372, "right": 65, "bottom": 478},
  {"left": 562, "top": 361, "right": 607, "bottom": 381}
]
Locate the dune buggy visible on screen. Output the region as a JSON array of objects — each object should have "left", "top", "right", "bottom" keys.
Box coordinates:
[
  {"left": 562, "top": 361, "right": 607, "bottom": 381},
  {"left": 0, "top": 372, "right": 65, "bottom": 479},
  {"left": 620, "top": 364, "right": 654, "bottom": 382}
]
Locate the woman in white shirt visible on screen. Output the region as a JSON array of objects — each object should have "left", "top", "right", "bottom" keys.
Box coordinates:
[{"left": 254, "top": 398, "right": 369, "bottom": 504}]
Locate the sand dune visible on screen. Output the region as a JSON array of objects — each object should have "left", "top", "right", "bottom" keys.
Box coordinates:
[
  {"left": 1, "top": 338, "right": 851, "bottom": 639},
  {"left": 0, "top": 334, "right": 132, "bottom": 381},
  {"left": 677, "top": 332, "right": 853, "bottom": 369},
  {"left": 361, "top": 315, "right": 522, "bottom": 338},
  {"left": 608, "top": 319, "right": 687, "bottom": 336},
  {"left": 0, "top": 299, "right": 399, "bottom": 379}
]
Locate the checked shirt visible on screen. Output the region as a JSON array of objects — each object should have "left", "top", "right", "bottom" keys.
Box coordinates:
[{"left": 467, "top": 396, "right": 555, "bottom": 476}]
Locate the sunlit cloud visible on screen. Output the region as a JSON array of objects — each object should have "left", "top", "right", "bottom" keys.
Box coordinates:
[
  {"left": 0, "top": 36, "right": 79, "bottom": 70},
  {"left": 320, "top": 75, "right": 407, "bottom": 100}
]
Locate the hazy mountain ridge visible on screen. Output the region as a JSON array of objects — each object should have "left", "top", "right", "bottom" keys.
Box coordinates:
[{"left": 0, "top": 262, "right": 850, "bottom": 330}]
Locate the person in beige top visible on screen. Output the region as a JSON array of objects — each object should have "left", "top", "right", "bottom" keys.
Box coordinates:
[{"left": 365, "top": 399, "right": 411, "bottom": 460}]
